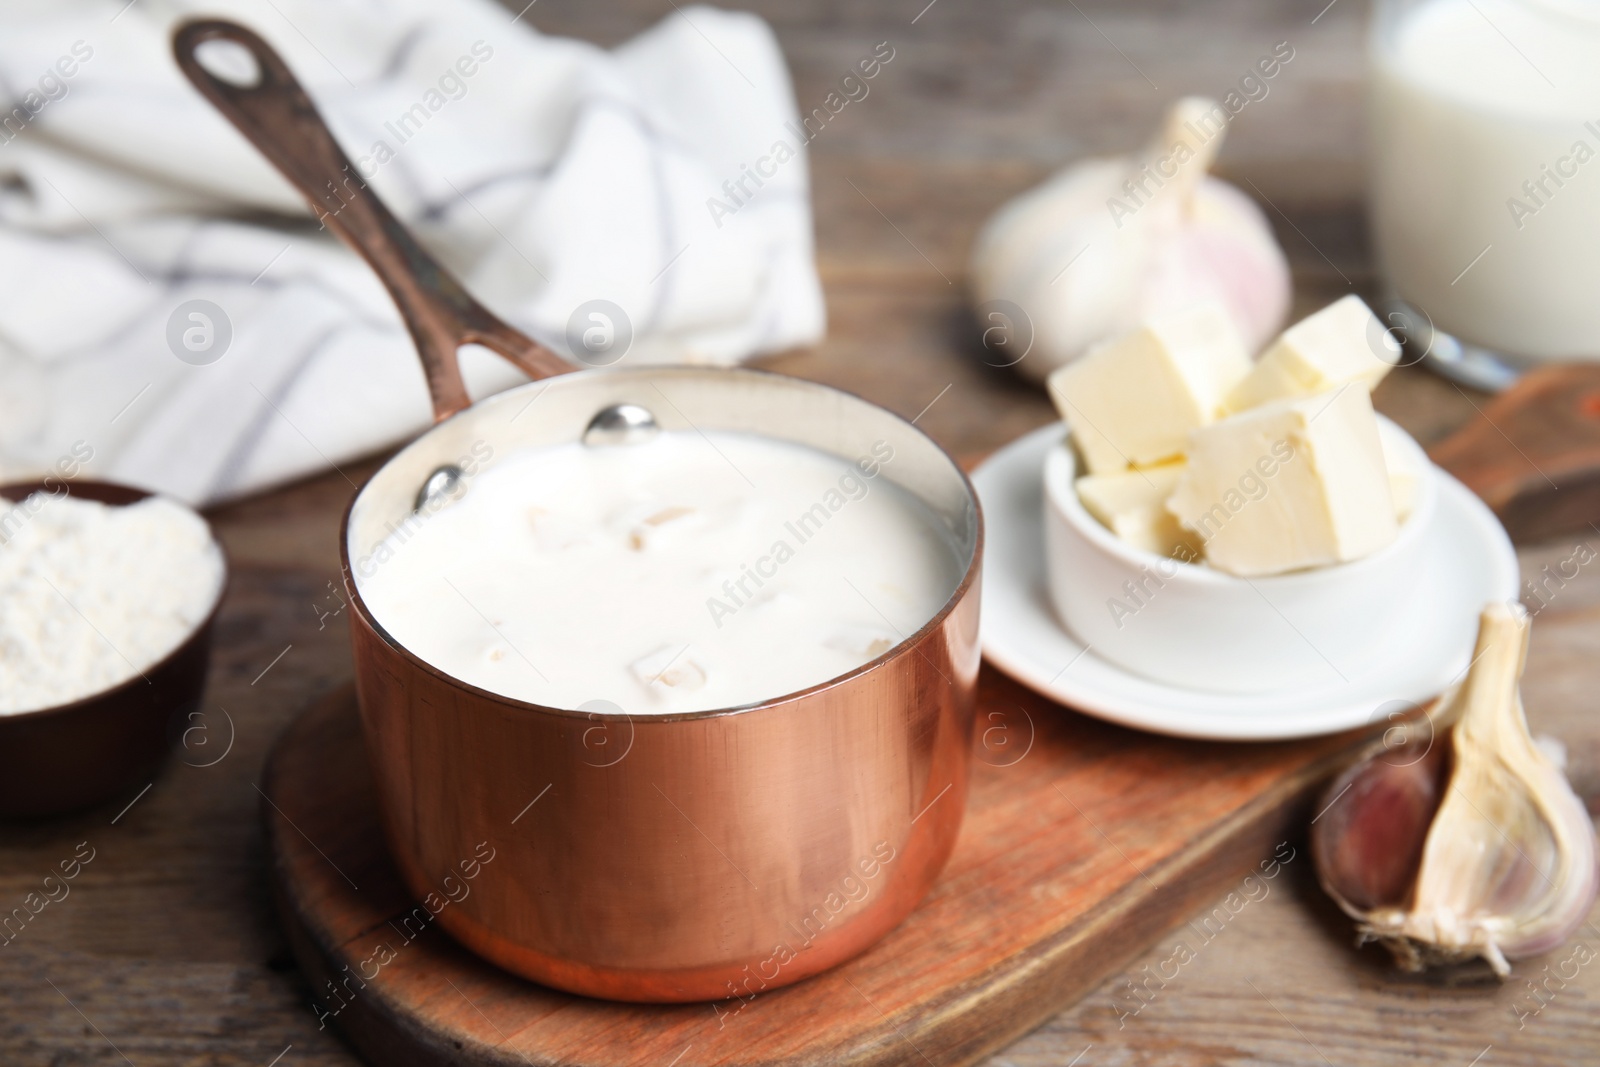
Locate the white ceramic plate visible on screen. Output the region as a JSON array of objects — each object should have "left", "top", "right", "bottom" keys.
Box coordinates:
[{"left": 973, "top": 423, "right": 1520, "bottom": 741}]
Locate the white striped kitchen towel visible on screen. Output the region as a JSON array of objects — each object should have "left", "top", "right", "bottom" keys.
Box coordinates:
[{"left": 0, "top": 0, "right": 825, "bottom": 503}]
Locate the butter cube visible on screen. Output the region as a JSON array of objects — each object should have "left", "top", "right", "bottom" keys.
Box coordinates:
[
  {"left": 1227, "top": 295, "right": 1400, "bottom": 412},
  {"left": 1167, "top": 386, "right": 1399, "bottom": 576},
  {"left": 1048, "top": 303, "right": 1251, "bottom": 475},
  {"left": 1075, "top": 461, "right": 1202, "bottom": 560},
  {"left": 1379, "top": 430, "right": 1420, "bottom": 524}
]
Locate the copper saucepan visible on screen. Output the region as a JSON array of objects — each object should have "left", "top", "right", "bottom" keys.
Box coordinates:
[{"left": 173, "top": 20, "right": 982, "bottom": 1003}]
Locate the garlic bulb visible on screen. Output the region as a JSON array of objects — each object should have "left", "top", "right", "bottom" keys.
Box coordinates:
[
  {"left": 1312, "top": 602, "right": 1599, "bottom": 975},
  {"left": 969, "top": 97, "right": 1291, "bottom": 382}
]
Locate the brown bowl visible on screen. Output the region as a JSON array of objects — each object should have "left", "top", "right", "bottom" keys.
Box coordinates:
[{"left": 0, "top": 480, "right": 226, "bottom": 819}]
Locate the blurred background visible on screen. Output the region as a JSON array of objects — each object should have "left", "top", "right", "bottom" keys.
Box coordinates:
[{"left": 3, "top": 1, "right": 1597, "bottom": 1065}]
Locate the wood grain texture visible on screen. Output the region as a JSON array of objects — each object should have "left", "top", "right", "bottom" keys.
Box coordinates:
[
  {"left": 1431, "top": 364, "right": 1600, "bottom": 544},
  {"left": 264, "top": 683, "right": 1367, "bottom": 1067},
  {"left": 4, "top": 0, "right": 1600, "bottom": 1064}
]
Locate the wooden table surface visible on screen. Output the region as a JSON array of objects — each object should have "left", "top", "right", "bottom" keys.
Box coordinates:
[{"left": 5, "top": 1, "right": 1599, "bottom": 1064}]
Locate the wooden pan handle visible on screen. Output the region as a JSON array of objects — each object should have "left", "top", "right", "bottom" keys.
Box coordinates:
[{"left": 171, "top": 19, "right": 571, "bottom": 422}]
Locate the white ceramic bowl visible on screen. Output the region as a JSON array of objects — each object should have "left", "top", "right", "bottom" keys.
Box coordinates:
[{"left": 1042, "top": 417, "right": 1439, "bottom": 694}]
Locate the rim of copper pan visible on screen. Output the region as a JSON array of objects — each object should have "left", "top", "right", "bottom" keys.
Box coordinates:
[{"left": 337, "top": 365, "right": 985, "bottom": 724}]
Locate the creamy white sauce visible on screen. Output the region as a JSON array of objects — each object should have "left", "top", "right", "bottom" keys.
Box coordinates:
[
  {"left": 1370, "top": 0, "right": 1600, "bottom": 359},
  {"left": 353, "top": 432, "right": 962, "bottom": 714}
]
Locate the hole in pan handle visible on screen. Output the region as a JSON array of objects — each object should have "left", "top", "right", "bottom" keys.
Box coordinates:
[{"left": 170, "top": 19, "right": 573, "bottom": 422}]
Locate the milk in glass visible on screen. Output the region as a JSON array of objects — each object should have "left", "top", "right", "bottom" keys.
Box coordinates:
[{"left": 1370, "top": 0, "right": 1600, "bottom": 360}]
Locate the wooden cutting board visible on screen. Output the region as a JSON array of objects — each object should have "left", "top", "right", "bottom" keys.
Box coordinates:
[
  {"left": 1431, "top": 363, "right": 1600, "bottom": 543},
  {"left": 262, "top": 409, "right": 1600, "bottom": 1067},
  {"left": 264, "top": 679, "right": 1377, "bottom": 1067}
]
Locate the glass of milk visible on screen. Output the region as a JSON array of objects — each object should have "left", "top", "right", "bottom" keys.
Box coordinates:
[{"left": 1369, "top": 0, "right": 1600, "bottom": 362}]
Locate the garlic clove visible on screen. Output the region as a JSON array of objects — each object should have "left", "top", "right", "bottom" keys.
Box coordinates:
[
  {"left": 969, "top": 96, "right": 1290, "bottom": 382},
  {"left": 630, "top": 645, "right": 709, "bottom": 695},
  {"left": 1312, "top": 602, "right": 1599, "bottom": 976},
  {"left": 1313, "top": 728, "right": 1448, "bottom": 912}
]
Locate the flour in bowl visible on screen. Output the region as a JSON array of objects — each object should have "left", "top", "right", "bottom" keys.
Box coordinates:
[{"left": 0, "top": 492, "right": 225, "bottom": 714}]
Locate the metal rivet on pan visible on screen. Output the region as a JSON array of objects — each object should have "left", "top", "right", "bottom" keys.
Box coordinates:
[
  {"left": 415, "top": 464, "right": 466, "bottom": 513},
  {"left": 582, "top": 403, "right": 660, "bottom": 446}
]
